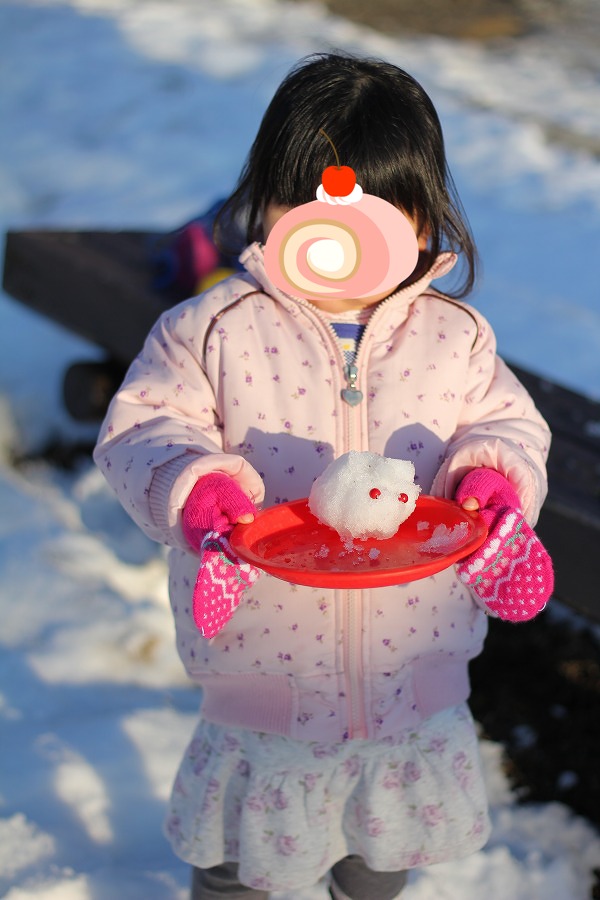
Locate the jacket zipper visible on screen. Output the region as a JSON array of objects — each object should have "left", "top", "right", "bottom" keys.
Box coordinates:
[
  {"left": 296, "top": 304, "right": 386, "bottom": 739},
  {"left": 329, "top": 328, "right": 367, "bottom": 737},
  {"left": 342, "top": 363, "right": 363, "bottom": 406},
  {"left": 339, "top": 352, "right": 365, "bottom": 736},
  {"left": 344, "top": 588, "right": 367, "bottom": 738}
]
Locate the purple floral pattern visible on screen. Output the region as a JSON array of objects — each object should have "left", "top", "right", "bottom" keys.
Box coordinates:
[{"left": 165, "top": 705, "right": 490, "bottom": 892}]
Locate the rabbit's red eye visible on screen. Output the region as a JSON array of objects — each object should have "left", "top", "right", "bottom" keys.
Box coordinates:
[
  {"left": 369, "top": 488, "right": 381, "bottom": 499},
  {"left": 398, "top": 493, "right": 409, "bottom": 503}
]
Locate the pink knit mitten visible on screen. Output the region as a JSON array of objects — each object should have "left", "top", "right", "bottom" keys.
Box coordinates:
[
  {"left": 454, "top": 468, "right": 553, "bottom": 621},
  {"left": 182, "top": 474, "right": 260, "bottom": 638}
]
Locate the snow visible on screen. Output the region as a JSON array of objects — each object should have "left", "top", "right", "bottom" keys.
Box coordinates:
[
  {"left": 419, "top": 522, "right": 469, "bottom": 553},
  {"left": 1, "top": 0, "right": 599, "bottom": 896}
]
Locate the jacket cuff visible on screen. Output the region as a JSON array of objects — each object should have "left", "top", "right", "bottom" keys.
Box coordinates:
[
  {"left": 431, "top": 439, "right": 546, "bottom": 525},
  {"left": 148, "top": 454, "right": 197, "bottom": 535}
]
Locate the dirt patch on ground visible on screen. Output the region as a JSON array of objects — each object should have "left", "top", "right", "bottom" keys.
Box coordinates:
[{"left": 308, "top": 0, "right": 590, "bottom": 41}]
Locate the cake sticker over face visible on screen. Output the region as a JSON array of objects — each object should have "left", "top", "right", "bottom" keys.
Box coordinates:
[
  {"left": 263, "top": 129, "right": 419, "bottom": 301},
  {"left": 308, "top": 450, "right": 421, "bottom": 542}
]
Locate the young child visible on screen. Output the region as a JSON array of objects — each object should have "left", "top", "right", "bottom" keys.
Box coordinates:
[{"left": 94, "top": 53, "right": 553, "bottom": 900}]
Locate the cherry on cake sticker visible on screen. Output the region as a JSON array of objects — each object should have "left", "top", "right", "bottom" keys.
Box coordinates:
[
  {"left": 264, "top": 130, "right": 420, "bottom": 301},
  {"left": 322, "top": 164, "right": 356, "bottom": 198},
  {"left": 319, "top": 128, "right": 357, "bottom": 197}
]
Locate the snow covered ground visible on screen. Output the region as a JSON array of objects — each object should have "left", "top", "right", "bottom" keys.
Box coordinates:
[{"left": 1, "top": 1, "right": 599, "bottom": 897}]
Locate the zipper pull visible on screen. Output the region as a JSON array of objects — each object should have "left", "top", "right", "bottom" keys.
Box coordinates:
[{"left": 341, "top": 364, "right": 363, "bottom": 406}]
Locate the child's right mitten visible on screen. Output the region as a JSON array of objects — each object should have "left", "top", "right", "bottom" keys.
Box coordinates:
[
  {"left": 182, "top": 473, "right": 260, "bottom": 638},
  {"left": 454, "top": 467, "right": 554, "bottom": 622},
  {"left": 182, "top": 472, "right": 256, "bottom": 546}
]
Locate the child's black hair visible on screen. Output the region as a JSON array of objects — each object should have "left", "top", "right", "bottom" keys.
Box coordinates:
[{"left": 216, "top": 52, "right": 478, "bottom": 298}]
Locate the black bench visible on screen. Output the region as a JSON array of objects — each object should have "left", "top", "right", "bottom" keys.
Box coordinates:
[{"left": 3, "top": 229, "right": 600, "bottom": 621}]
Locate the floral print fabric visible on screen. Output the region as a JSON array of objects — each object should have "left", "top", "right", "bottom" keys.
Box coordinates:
[{"left": 165, "top": 704, "right": 490, "bottom": 892}]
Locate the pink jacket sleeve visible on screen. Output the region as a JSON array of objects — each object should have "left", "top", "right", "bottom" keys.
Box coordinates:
[
  {"left": 92, "top": 297, "right": 265, "bottom": 549},
  {"left": 431, "top": 313, "right": 551, "bottom": 525}
]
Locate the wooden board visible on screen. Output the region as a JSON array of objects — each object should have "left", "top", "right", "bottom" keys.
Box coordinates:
[
  {"left": 508, "top": 363, "right": 600, "bottom": 621},
  {"left": 2, "top": 229, "right": 170, "bottom": 364}
]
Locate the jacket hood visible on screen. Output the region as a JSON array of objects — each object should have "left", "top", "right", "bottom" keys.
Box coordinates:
[{"left": 239, "top": 241, "right": 458, "bottom": 310}]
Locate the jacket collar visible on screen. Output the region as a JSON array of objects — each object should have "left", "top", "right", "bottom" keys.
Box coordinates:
[{"left": 239, "top": 242, "right": 458, "bottom": 312}]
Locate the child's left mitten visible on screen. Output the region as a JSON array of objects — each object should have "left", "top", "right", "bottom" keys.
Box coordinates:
[
  {"left": 182, "top": 473, "right": 260, "bottom": 638},
  {"left": 454, "top": 468, "right": 554, "bottom": 621}
]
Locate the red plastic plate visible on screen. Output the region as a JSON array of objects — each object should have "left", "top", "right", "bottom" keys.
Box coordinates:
[{"left": 230, "top": 496, "right": 487, "bottom": 588}]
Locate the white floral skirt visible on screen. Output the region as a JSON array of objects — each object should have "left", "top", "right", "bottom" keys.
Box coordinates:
[{"left": 165, "top": 704, "right": 491, "bottom": 892}]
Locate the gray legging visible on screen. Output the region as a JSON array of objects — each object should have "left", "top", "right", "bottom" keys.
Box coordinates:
[{"left": 191, "top": 856, "right": 407, "bottom": 899}]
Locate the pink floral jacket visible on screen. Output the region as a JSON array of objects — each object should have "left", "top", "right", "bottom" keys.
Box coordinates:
[{"left": 94, "top": 244, "right": 550, "bottom": 742}]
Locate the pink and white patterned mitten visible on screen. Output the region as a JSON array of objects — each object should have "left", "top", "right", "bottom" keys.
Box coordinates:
[
  {"left": 182, "top": 473, "right": 260, "bottom": 638},
  {"left": 454, "top": 468, "right": 554, "bottom": 622}
]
